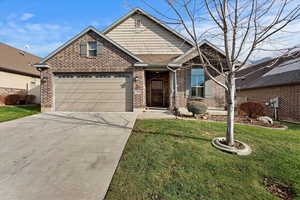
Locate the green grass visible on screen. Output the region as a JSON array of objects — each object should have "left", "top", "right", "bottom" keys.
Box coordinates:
[
  {"left": 106, "top": 120, "right": 300, "bottom": 200},
  {"left": 0, "top": 104, "right": 40, "bottom": 122}
]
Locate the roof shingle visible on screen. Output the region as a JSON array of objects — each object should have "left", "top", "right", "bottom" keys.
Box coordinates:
[
  {"left": 0, "top": 42, "right": 40, "bottom": 77},
  {"left": 237, "top": 51, "right": 300, "bottom": 90}
]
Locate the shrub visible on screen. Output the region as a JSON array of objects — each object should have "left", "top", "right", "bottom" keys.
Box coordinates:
[
  {"left": 0, "top": 95, "right": 5, "bottom": 105},
  {"left": 187, "top": 101, "right": 208, "bottom": 116},
  {"left": 25, "top": 95, "right": 36, "bottom": 104},
  {"left": 4, "top": 94, "right": 25, "bottom": 105},
  {"left": 239, "top": 101, "right": 265, "bottom": 118}
]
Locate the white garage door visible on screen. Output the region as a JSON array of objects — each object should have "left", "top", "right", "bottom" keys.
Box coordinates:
[{"left": 54, "top": 73, "right": 133, "bottom": 112}]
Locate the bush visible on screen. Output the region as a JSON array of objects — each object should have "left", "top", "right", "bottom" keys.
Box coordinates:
[
  {"left": 25, "top": 95, "right": 36, "bottom": 104},
  {"left": 0, "top": 96, "right": 5, "bottom": 105},
  {"left": 239, "top": 101, "right": 265, "bottom": 118},
  {"left": 187, "top": 101, "right": 208, "bottom": 116},
  {"left": 4, "top": 94, "right": 25, "bottom": 105}
]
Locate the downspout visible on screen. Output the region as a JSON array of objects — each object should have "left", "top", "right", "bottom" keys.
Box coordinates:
[{"left": 167, "top": 66, "right": 178, "bottom": 109}]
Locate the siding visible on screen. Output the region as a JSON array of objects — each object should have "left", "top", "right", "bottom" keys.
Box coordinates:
[
  {"left": 0, "top": 71, "right": 40, "bottom": 103},
  {"left": 237, "top": 85, "right": 300, "bottom": 121},
  {"left": 175, "top": 68, "right": 226, "bottom": 108},
  {"left": 106, "top": 13, "right": 191, "bottom": 55}
]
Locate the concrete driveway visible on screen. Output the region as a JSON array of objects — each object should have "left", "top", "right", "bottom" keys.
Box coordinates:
[{"left": 0, "top": 112, "right": 137, "bottom": 200}]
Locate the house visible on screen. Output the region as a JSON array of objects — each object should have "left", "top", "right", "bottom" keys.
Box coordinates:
[
  {"left": 34, "top": 8, "right": 226, "bottom": 112},
  {"left": 0, "top": 42, "right": 41, "bottom": 103},
  {"left": 236, "top": 51, "right": 300, "bottom": 121}
]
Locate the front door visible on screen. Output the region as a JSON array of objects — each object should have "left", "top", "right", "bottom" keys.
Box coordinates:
[{"left": 151, "top": 80, "right": 164, "bottom": 106}]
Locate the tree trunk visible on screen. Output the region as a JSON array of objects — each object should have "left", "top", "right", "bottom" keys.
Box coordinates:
[{"left": 226, "top": 73, "right": 235, "bottom": 146}]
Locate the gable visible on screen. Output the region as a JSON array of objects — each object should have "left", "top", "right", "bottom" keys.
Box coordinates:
[
  {"left": 39, "top": 26, "right": 142, "bottom": 65},
  {"left": 172, "top": 40, "right": 226, "bottom": 64},
  {"left": 46, "top": 30, "right": 138, "bottom": 72},
  {"left": 105, "top": 11, "right": 192, "bottom": 55}
]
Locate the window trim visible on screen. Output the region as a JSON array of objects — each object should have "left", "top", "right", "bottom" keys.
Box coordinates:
[
  {"left": 87, "top": 41, "right": 97, "bottom": 57},
  {"left": 190, "top": 68, "right": 205, "bottom": 98}
]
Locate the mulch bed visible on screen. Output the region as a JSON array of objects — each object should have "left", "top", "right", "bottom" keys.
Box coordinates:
[
  {"left": 263, "top": 177, "right": 295, "bottom": 200},
  {"left": 201, "top": 115, "right": 285, "bottom": 128},
  {"left": 219, "top": 139, "right": 245, "bottom": 149}
]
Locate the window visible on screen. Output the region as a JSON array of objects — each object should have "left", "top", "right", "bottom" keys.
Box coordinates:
[
  {"left": 191, "top": 68, "right": 205, "bottom": 98},
  {"left": 88, "top": 42, "right": 97, "bottom": 56},
  {"left": 135, "top": 19, "right": 142, "bottom": 28}
]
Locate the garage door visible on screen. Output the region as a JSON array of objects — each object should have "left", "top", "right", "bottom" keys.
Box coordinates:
[{"left": 54, "top": 73, "right": 133, "bottom": 112}]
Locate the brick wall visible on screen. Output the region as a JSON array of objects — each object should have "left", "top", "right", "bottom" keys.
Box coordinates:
[
  {"left": 41, "top": 30, "right": 141, "bottom": 111},
  {"left": 133, "top": 68, "right": 145, "bottom": 108},
  {"left": 237, "top": 85, "right": 300, "bottom": 121},
  {"left": 0, "top": 87, "right": 26, "bottom": 96},
  {"left": 175, "top": 68, "right": 226, "bottom": 108}
]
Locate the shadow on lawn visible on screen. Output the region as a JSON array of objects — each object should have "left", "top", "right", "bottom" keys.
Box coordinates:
[{"left": 134, "top": 128, "right": 211, "bottom": 142}]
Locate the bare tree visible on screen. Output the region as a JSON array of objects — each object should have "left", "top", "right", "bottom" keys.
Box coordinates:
[{"left": 140, "top": 0, "right": 300, "bottom": 148}]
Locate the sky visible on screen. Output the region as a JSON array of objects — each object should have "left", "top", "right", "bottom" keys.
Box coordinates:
[
  {"left": 0, "top": 0, "right": 161, "bottom": 57},
  {"left": 0, "top": 0, "right": 299, "bottom": 61}
]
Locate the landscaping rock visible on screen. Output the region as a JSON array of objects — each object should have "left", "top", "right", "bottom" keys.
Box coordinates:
[
  {"left": 257, "top": 116, "right": 273, "bottom": 124},
  {"left": 177, "top": 107, "right": 193, "bottom": 117}
]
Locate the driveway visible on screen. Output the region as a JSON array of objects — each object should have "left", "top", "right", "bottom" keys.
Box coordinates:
[{"left": 0, "top": 112, "right": 137, "bottom": 200}]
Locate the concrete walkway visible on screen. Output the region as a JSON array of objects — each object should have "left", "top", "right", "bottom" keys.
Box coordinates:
[
  {"left": 137, "top": 109, "right": 176, "bottom": 119},
  {"left": 0, "top": 112, "right": 137, "bottom": 200}
]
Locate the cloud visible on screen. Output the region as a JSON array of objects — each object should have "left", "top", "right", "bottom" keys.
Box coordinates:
[
  {"left": 20, "top": 13, "right": 34, "bottom": 21},
  {"left": 90, "top": 21, "right": 101, "bottom": 27},
  {"left": 0, "top": 16, "right": 75, "bottom": 57}
]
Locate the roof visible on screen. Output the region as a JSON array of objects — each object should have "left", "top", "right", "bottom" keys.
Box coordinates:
[
  {"left": 173, "top": 40, "right": 225, "bottom": 64},
  {"left": 38, "top": 26, "right": 143, "bottom": 64},
  {"left": 172, "top": 40, "right": 226, "bottom": 64},
  {"left": 136, "top": 54, "right": 181, "bottom": 65},
  {"left": 0, "top": 42, "right": 40, "bottom": 77},
  {"left": 102, "top": 8, "right": 193, "bottom": 47},
  {"left": 237, "top": 51, "right": 300, "bottom": 90}
]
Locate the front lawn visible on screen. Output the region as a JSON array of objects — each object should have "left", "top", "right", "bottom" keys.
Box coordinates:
[
  {"left": 0, "top": 104, "right": 40, "bottom": 122},
  {"left": 106, "top": 120, "right": 300, "bottom": 200}
]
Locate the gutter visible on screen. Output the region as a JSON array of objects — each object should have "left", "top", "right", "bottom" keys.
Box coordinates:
[
  {"left": 237, "top": 81, "right": 300, "bottom": 91},
  {"left": 33, "top": 64, "right": 50, "bottom": 71},
  {"left": 0, "top": 66, "right": 40, "bottom": 78},
  {"left": 134, "top": 63, "right": 182, "bottom": 68}
]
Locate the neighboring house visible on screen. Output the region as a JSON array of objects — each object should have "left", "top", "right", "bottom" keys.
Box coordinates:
[
  {"left": 0, "top": 42, "right": 41, "bottom": 103},
  {"left": 35, "top": 8, "right": 226, "bottom": 112},
  {"left": 236, "top": 51, "right": 300, "bottom": 121}
]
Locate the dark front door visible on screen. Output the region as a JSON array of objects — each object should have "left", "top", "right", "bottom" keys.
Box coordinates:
[{"left": 151, "top": 80, "right": 164, "bottom": 106}]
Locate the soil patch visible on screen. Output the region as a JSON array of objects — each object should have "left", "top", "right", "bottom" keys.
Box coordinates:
[
  {"left": 263, "top": 177, "right": 295, "bottom": 200},
  {"left": 205, "top": 115, "right": 285, "bottom": 128},
  {"left": 219, "top": 139, "right": 244, "bottom": 149}
]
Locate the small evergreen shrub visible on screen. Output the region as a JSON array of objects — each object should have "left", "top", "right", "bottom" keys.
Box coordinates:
[
  {"left": 0, "top": 95, "right": 5, "bottom": 105},
  {"left": 25, "top": 95, "right": 36, "bottom": 104},
  {"left": 239, "top": 101, "right": 265, "bottom": 118},
  {"left": 4, "top": 94, "right": 25, "bottom": 105},
  {"left": 187, "top": 101, "right": 208, "bottom": 116}
]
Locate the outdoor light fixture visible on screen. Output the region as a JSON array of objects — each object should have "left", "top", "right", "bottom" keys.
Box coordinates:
[
  {"left": 134, "top": 76, "right": 139, "bottom": 81},
  {"left": 42, "top": 76, "right": 48, "bottom": 82}
]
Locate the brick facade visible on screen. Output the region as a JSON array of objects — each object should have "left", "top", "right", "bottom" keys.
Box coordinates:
[
  {"left": 175, "top": 67, "right": 226, "bottom": 108},
  {"left": 40, "top": 30, "right": 143, "bottom": 111},
  {"left": 39, "top": 29, "right": 226, "bottom": 112},
  {"left": 237, "top": 85, "right": 300, "bottom": 121},
  {"left": 0, "top": 87, "right": 26, "bottom": 96}
]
